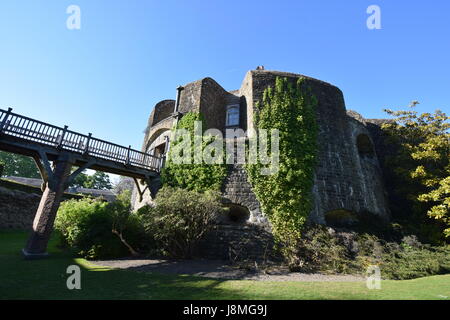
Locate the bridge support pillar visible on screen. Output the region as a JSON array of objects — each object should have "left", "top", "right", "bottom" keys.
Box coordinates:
[{"left": 22, "top": 153, "right": 73, "bottom": 259}]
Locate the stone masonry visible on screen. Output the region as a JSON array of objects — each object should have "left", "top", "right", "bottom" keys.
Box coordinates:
[
  {"left": 133, "top": 69, "right": 392, "bottom": 259},
  {"left": 0, "top": 186, "right": 41, "bottom": 230}
]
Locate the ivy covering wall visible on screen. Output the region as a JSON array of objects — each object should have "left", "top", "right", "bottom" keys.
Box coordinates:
[
  {"left": 245, "top": 77, "right": 318, "bottom": 245},
  {"left": 161, "top": 112, "right": 227, "bottom": 192}
]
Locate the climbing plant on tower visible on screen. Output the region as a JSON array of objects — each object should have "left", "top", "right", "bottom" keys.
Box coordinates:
[
  {"left": 245, "top": 77, "right": 318, "bottom": 260},
  {"left": 161, "top": 112, "right": 228, "bottom": 192}
]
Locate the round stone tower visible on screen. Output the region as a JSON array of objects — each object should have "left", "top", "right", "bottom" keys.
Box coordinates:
[{"left": 133, "top": 69, "right": 390, "bottom": 230}]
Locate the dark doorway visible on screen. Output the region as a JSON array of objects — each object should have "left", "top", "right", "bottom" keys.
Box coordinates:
[
  {"left": 356, "top": 134, "right": 375, "bottom": 157},
  {"left": 225, "top": 204, "right": 250, "bottom": 224}
]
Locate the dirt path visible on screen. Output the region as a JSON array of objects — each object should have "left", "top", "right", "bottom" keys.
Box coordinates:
[{"left": 91, "top": 258, "right": 365, "bottom": 282}]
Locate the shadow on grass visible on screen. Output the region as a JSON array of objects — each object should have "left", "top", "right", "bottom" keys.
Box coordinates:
[
  {"left": 92, "top": 258, "right": 265, "bottom": 281},
  {"left": 0, "top": 231, "right": 248, "bottom": 300},
  {"left": 2, "top": 231, "right": 449, "bottom": 300},
  {"left": 76, "top": 262, "right": 247, "bottom": 300}
]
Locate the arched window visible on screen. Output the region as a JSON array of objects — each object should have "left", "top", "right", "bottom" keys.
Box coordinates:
[{"left": 226, "top": 105, "right": 240, "bottom": 127}]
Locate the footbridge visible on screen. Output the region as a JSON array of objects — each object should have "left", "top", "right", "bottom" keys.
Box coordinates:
[{"left": 0, "top": 108, "right": 162, "bottom": 258}]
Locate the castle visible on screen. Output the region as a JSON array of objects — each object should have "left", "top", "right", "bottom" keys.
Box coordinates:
[{"left": 133, "top": 69, "right": 391, "bottom": 254}]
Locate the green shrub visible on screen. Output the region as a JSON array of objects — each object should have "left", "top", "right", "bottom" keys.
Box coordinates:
[
  {"left": 292, "top": 225, "right": 359, "bottom": 274},
  {"left": 381, "top": 243, "right": 450, "bottom": 280},
  {"left": 137, "top": 186, "right": 223, "bottom": 258},
  {"left": 55, "top": 193, "right": 145, "bottom": 259},
  {"left": 291, "top": 225, "right": 450, "bottom": 279}
]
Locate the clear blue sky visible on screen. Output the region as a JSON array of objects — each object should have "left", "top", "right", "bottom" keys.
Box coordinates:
[{"left": 0, "top": 0, "right": 449, "bottom": 150}]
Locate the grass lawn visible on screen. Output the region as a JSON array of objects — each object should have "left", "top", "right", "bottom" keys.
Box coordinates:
[{"left": 0, "top": 231, "right": 449, "bottom": 300}]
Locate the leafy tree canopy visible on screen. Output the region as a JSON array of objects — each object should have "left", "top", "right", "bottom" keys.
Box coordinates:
[
  {"left": 70, "top": 170, "right": 113, "bottom": 190},
  {"left": 383, "top": 103, "right": 450, "bottom": 239},
  {"left": 0, "top": 151, "right": 40, "bottom": 178}
]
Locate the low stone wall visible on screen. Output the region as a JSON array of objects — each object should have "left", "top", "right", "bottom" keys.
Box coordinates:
[
  {"left": 0, "top": 186, "right": 40, "bottom": 230},
  {"left": 198, "top": 224, "right": 276, "bottom": 261},
  {"left": 0, "top": 184, "right": 84, "bottom": 230}
]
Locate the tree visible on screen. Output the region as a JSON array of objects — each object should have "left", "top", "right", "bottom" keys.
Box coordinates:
[
  {"left": 110, "top": 190, "right": 139, "bottom": 256},
  {"left": 70, "top": 171, "right": 89, "bottom": 188},
  {"left": 85, "top": 171, "right": 112, "bottom": 190},
  {"left": 113, "top": 176, "right": 134, "bottom": 195},
  {"left": 0, "top": 151, "right": 40, "bottom": 178},
  {"left": 69, "top": 170, "right": 112, "bottom": 190},
  {"left": 383, "top": 103, "right": 450, "bottom": 239}
]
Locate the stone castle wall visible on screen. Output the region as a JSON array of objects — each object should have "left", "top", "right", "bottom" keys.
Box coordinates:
[
  {"left": 244, "top": 71, "right": 390, "bottom": 223},
  {"left": 221, "top": 164, "right": 267, "bottom": 227},
  {"left": 0, "top": 182, "right": 98, "bottom": 231},
  {"left": 198, "top": 78, "right": 228, "bottom": 132},
  {"left": 198, "top": 224, "right": 275, "bottom": 261},
  {"left": 0, "top": 187, "right": 40, "bottom": 230},
  {"left": 151, "top": 100, "right": 175, "bottom": 126},
  {"left": 178, "top": 79, "right": 202, "bottom": 114},
  {"left": 134, "top": 69, "right": 391, "bottom": 234}
]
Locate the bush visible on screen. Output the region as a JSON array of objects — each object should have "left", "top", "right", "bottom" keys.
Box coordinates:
[
  {"left": 55, "top": 192, "right": 145, "bottom": 259},
  {"left": 381, "top": 242, "right": 450, "bottom": 280},
  {"left": 137, "top": 186, "right": 223, "bottom": 259},
  {"left": 354, "top": 234, "right": 450, "bottom": 279},
  {"left": 292, "top": 225, "right": 359, "bottom": 274},
  {"left": 290, "top": 224, "right": 450, "bottom": 279}
]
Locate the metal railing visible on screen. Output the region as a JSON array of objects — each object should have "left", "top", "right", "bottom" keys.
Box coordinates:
[{"left": 0, "top": 108, "right": 162, "bottom": 172}]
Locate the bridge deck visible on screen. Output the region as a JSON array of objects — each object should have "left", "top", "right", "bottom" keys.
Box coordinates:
[{"left": 0, "top": 108, "right": 162, "bottom": 179}]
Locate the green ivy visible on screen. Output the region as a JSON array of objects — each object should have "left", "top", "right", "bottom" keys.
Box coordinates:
[
  {"left": 161, "top": 112, "right": 227, "bottom": 192},
  {"left": 245, "top": 77, "right": 318, "bottom": 246}
]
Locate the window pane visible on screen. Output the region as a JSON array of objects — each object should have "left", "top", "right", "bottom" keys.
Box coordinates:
[{"left": 226, "top": 106, "right": 239, "bottom": 126}]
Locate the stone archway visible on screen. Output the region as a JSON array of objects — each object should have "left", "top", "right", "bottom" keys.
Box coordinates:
[
  {"left": 324, "top": 209, "right": 358, "bottom": 227},
  {"left": 223, "top": 204, "right": 250, "bottom": 225},
  {"left": 356, "top": 134, "right": 375, "bottom": 157}
]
